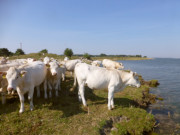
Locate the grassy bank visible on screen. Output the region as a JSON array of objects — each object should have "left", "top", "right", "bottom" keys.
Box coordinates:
[
  {"left": 0, "top": 72, "right": 158, "bottom": 135},
  {"left": 9, "top": 53, "right": 152, "bottom": 61}
]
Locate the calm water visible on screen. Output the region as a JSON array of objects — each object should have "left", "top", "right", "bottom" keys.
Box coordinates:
[{"left": 119, "top": 58, "right": 180, "bottom": 134}]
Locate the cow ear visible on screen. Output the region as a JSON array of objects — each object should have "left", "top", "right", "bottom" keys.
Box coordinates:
[
  {"left": 20, "top": 71, "right": 27, "bottom": 77},
  {"left": 0, "top": 72, "right": 7, "bottom": 79}
]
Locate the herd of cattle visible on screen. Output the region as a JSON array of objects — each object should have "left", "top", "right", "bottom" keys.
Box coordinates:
[{"left": 0, "top": 56, "right": 140, "bottom": 113}]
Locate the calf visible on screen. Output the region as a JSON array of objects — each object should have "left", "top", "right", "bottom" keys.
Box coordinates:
[
  {"left": 74, "top": 63, "right": 140, "bottom": 110},
  {"left": 46, "top": 61, "right": 62, "bottom": 97}
]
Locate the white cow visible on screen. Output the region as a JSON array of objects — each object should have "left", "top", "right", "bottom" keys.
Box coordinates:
[
  {"left": 43, "top": 56, "right": 51, "bottom": 65},
  {"left": 0, "top": 62, "right": 22, "bottom": 72},
  {"left": 64, "top": 57, "right": 69, "bottom": 61},
  {"left": 46, "top": 61, "right": 62, "bottom": 97},
  {"left": 102, "top": 59, "right": 124, "bottom": 69},
  {"left": 91, "top": 60, "right": 102, "bottom": 67},
  {"left": 0, "top": 57, "right": 9, "bottom": 64},
  {"left": 74, "top": 63, "right": 140, "bottom": 110},
  {"left": 4, "top": 61, "right": 47, "bottom": 113},
  {"left": 26, "top": 58, "right": 36, "bottom": 63},
  {"left": 60, "top": 59, "right": 82, "bottom": 76}
]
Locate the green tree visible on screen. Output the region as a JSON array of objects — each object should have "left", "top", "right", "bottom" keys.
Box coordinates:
[
  {"left": 0, "top": 48, "right": 13, "bottom": 56},
  {"left": 39, "top": 49, "right": 48, "bottom": 54},
  {"left": 64, "top": 48, "right": 73, "bottom": 58},
  {"left": 100, "top": 53, "right": 107, "bottom": 57},
  {"left": 136, "top": 55, "right": 142, "bottom": 57},
  {"left": 83, "top": 53, "right": 91, "bottom": 60},
  {"left": 15, "top": 48, "right": 25, "bottom": 55}
]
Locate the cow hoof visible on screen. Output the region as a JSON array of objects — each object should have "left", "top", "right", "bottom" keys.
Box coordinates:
[
  {"left": 70, "top": 87, "right": 74, "bottom": 92},
  {"left": 108, "top": 107, "right": 112, "bottom": 110},
  {"left": 19, "top": 110, "right": 24, "bottom": 113}
]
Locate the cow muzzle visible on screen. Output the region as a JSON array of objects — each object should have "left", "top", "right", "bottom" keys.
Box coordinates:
[
  {"left": 7, "top": 87, "right": 14, "bottom": 93},
  {"left": 52, "top": 73, "right": 57, "bottom": 76}
]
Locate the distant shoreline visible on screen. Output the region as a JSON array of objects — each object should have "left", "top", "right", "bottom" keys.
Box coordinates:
[
  {"left": 93, "top": 56, "right": 153, "bottom": 61},
  {"left": 9, "top": 53, "right": 152, "bottom": 61}
]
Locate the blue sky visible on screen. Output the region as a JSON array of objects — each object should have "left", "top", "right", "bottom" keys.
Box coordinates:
[{"left": 0, "top": 0, "right": 180, "bottom": 58}]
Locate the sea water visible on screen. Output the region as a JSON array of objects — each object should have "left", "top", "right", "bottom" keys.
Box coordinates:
[{"left": 118, "top": 58, "right": 180, "bottom": 134}]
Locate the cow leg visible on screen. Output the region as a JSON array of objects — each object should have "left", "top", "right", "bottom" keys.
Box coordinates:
[
  {"left": 108, "top": 88, "right": 114, "bottom": 110},
  {"left": 55, "top": 80, "right": 59, "bottom": 97},
  {"left": 48, "top": 82, "right": 52, "bottom": 98},
  {"left": 73, "top": 73, "right": 76, "bottom": 88},
  {"left": 28, "top": 87, "right": 34, "bottom": 111},
  {"left": 58, "top": 82, "right": 61, "bottom": 91},
  {"left": 62, "top": 73, "right": 65, "bottom": 81},
  {"left": 36, "top": 86, "right": 40, "bottom": 97},
  {"left": 79, "top": 83, "right": 87, "bottom": 106},
  {"left": 44, "top": 79, "right": 48, "bottom": 99},
  {"left": 1, "top": 92, "right": 6, "bottom": 105},
  {"left": 111, "top": 94, "right": 114, "bottom": 109},
  {"left": 78, "top": 89, "right": 82, "bottom": 102},
  {"left": 70, "top": 72, "right": 73, "bottom": 77},
  {"left": 17, "top": 88, "right": 25, "bottom": 113}
]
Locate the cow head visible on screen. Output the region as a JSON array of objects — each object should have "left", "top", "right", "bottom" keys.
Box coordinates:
[
  {"left": 116, "top": 62, "right": 124, "bottom": 69},
  {"left": 126, "top": 71, "right": 140, "bottom": 88},
  {"left": 43, "top": 56, "right": 50, "bottom": 64},
  {"left": 5, "top": 67, "right": 26, "bottom": 92},
  {"left": 49, "top": 61, "right": 59, "bottom": 76}
]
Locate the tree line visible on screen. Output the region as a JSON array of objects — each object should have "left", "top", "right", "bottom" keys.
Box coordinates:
[
  {"left": 0, "top": 48, "right": 25, "bottom": 56},
  {"left": 0, "top": 48, "right": 146, "bottom": 59}
]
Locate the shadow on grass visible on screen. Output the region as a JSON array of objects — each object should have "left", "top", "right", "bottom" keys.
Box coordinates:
[
  {"left": 0, "top": 94, "right": 19, "bottom": 114},
  {"left": 47, "top": 76, "right": 107, "bottom": 118}
]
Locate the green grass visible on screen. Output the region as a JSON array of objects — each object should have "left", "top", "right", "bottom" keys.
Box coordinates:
[{"left": 0, "top": 72, "right": 157, "bottom": 135}]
